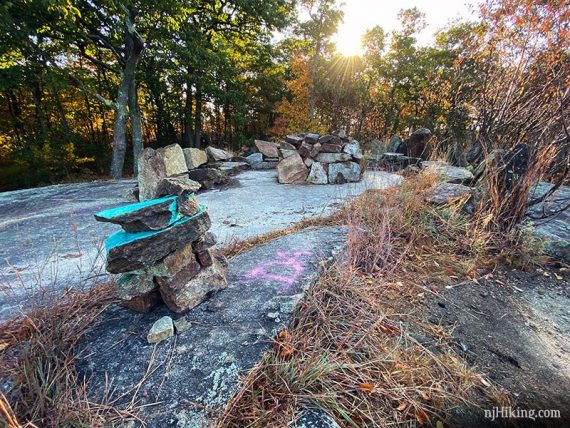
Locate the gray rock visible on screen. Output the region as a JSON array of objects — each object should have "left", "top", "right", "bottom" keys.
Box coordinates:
[
  {"left": 378, "top": 152, "right": 421, "bottom": 171},
  {"left": 277, "top": 154, "right": 309, "bottom": 184},
  {"left": 294, "top": 409, "right": 341, "bottom": 428},
  {"left": 317, "top": 135, "right": 334, "bottom": 144},
  {"left": 320, "top": 143, "right": 342, "bottom": 153},
  {"left": 183, "top": 148, "right": 208, "bottom": 170},
  {"left": 138, "top": 147, "right": 167, "bottom": 201},
  {"left": 159, "top": 259, "right": 227, "bottom": 313},
  {"left": 160, "top": 144, "right": 188, "bottom": 177},
  {"left": 278, "top": 141, "right": 296, "bottom": 150},
  {"left": 116, "top": 272, "right": 156, "bottom": 301},
  {"left": 246, "top": 152, "right": 263, "bottom": 165},
  {"left": 315, "top": 153, "right": 352, "bottom": 163},
  {"left": 310, "top": 143, "right": 322, "bottom": 158},
  {"left": 280, "top": 149, "right": 298, "bottom": 159},
  {"left": 254, "top": 140, "right": 279, "bottom": 158},
  {"left": 426, "top": 183, "right": 473, "bottom": 205},
  {"left": 94, "top": 197, "right": 176, "bottom": 233},
  {"left": 421, "top": 161, "right": 474, "bottom": 184},
  {"left": 106, "top": 209, "right": 211, "bottom": 273},
  {"left": 147, "top": 316, "right": 174, "bottom": 344},
  {"left": 298, "top": 142, "right": 313, "bottom": 159},
  {"left": 173, "top": 317, "right": 192, "bottom": 333},
  {"left": 188, "top": 168, "right": 225, "bottom": 189},
  {"left": 251, "top": 161, "right": 279, "bottom": 170},
  {"left": 285, "top": 135, "right": 304, "bottom": 148},
  {"left": 156, "top": 176, "right": 201, "bottom": 197},
  {"left": 328, "top": 162, "right": 362, "bottom": 184},
  {"left": 386, "top": 136, "right": 402, "bottom": 152},
  {"left": 305, "top": 133, "right": 320, "bottom": 143},
  {"left": 206, "top": 146, "right": 233, "bottom": 162},
  {"left": 307, "top": 162, "right": 328, "bottom": 185},
  {"left": 343, "top": 140, "right": 363, "bottom": 159},
  {"left": 193, "top": 231, "right": 217, "bottom": 252}
]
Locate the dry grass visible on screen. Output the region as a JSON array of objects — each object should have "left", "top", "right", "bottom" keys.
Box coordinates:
[{"left": 216, "top": 171, "right": 541, "bottom": 427}]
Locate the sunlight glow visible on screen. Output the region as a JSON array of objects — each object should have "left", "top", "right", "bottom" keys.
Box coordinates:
[{"left": 334, "top": 30, "right": 364, "bottom": 57}]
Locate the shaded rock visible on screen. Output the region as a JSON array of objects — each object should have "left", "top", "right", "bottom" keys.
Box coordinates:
[
  {"left": 386, "top": 136, "right": 402, "bottom": 152},
  {"left": 307, "top": 162, "right": 328, "bottom": 185},
  {"left": 246, "top": 152, "right": 263, "bottom": 165},
  {"left": 147, "top": 316, "right": 174, "bottom": 344},
  {"left": 188, "top": 168, "right": 225, "bottom": 189},
  {"left": 298, "top": 142, "right": 312, "bottom": 159},
  {"left": 160, "top": 144, "right": 188, "bottom": 177},
  {"left": 251, "top": 161, "right": 279, "bottom": 170},
  {"left": 138, "top": 148, "right": 167, "bottom": 201},
  {"left": 310, "top": 143, "right": 322, "bottom": 158},
  {"left": 280, "top": 149, "right": 297, "bottom": 159},
  {"left": 277, "top": 154, "right": 309, "bottom": 184},
  {"left": 123, "top": 289, "right": 162, "bottom": 314},
  {"left": 473, "top": 149, "right": 506, "bottom": 182},
  {"left": 315, "top": 153, "right": 352, "bottom": 163},
  {"left": 370, "top": 138, "right": 385, "bottom": 161},
  {"left": 320, "top": 143, "right": 342, "bottom": 153},
  {"left": 206, "top": 146, "right": 232, "bottom": 162},
  {"left": 278, "top": 141, "right": 296, "bottom": 150},
  {"left": 192, "top": 232, "right": 217, "bottom": 252},
  {"left": 426, "top": 183, "right": 473, "bottom": 205},
  {"left": 183, "top": 148, "right": 208, "bottom": 170},
  {"left": 156, "top": 176, "right": 201, "bottom": 197},
  {"left": 196, "top": 249, "right": 214, "bottom": 267},
  {"left": 405, "top": 128, "right": 432, "bottom": 158},
  {"left": 379, "top": 152, "right": 421, "bottom": 171},
  {"left": 254, "top": 140, "right": 279, "bottom": 158},
  {"left": 317, "top": 135, "right": 334, "bottom": 144},
  {"left": 328, "top": 162, "right": 362, "bottom": 184},
  {"left": 285, "top": 135, "right": 304, "bottom": 148},
  {"left": 305, "top": 133, "right": 320, "bottom": 143},
  {"left": 159, "top": 259, "right": 227, "bottom": 313},
  {"left": 421, "top": 161, "right": 474, "bottom": 184},
  {"left": 156, "top": 255, "right": 201, "bottom": 289},
  {"left": 499, "top": 143, "right": 531, "bottom": 191},
  {"left": 343, "top": 140, "right": 363, "bottom": 159},
  {"left": 217, "top": 162, "right": 248, "bottom": 173},
  {"left": 95, "top": 196, "right": 176, "bottom": 233},
  {"left": 116, "top": 272, "right": 155, "bottom": 298},
  {"left": 106, "top": 209, "right": 211, "bottom": 273}
]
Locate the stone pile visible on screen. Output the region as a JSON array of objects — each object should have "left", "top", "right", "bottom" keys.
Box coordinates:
[
  {"left": 247, "top": 130, "right": 363, "bottom": 184},
  {"left": 95, "top": 150, "right": 227, "bottom": 314}
]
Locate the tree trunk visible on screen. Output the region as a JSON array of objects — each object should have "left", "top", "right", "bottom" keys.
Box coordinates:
[
  {"left": 183, "top": 83, "right": 193, "bottom": 148},
  {"left": 193, "top": 85, "right": 202, "bottom": 148},
  {"left": 309, "top": 37, "right": 322, "bottom": 122},
  {"left": 109, "top": 7, "right": 145, "bottom": 179},
  {"left": 129, "top": 76, "right": 143, "bottom": 176}
]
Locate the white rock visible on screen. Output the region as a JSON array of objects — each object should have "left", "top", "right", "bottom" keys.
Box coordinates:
[
  {"left": 183, "top": 148, "right": 208, "bottom": 169},
  {"left": 147, "top": 316, "right": 174, "bottom": 344},
  {"left": 206, "top": 146, "right": 233, "bottom": 162},
  {"left": 307, "top": 162, "right": 328, "bottom": 185}
]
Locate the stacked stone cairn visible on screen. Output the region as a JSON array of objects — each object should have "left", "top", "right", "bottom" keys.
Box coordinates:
[
  {"left": 94, "top": 144, "right": 227, "bottom": 315},
  {"left": 246, "top": 130, "right": 363, "bottom": 184}
]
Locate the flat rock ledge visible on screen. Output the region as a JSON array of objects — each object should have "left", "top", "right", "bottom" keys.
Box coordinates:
[{"left": 77, "top": 226, "right": 347, "bottom": 427}]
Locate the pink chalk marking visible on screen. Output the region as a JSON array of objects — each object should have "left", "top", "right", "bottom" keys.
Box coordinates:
[{"left": 244, "top": 250, "right": 312, "bottom": 293}]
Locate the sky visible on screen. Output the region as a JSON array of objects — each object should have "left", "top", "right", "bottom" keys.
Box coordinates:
[{"left": 332, "top": 0, "right": 478, "bottom": 55}]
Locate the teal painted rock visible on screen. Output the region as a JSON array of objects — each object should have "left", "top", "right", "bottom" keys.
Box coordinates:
[
  {"left": 105, "top": 206, "right": 211, "bottom": 273},
  {"left": 95, "top": 195, "right": 178, "bottom": 233}
]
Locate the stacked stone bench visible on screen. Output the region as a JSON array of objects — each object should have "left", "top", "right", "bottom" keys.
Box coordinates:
[{"left": 95, "top": 192, "right": 226, "bottom": 314}]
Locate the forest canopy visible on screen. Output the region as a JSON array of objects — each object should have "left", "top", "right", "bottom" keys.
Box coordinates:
[{"left": 0, "top": 0, "right": 568, "bottom": 190}]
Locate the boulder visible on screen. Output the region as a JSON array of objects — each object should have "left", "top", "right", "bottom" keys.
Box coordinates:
[
  {"left": 106, "top": 209, "right": 211, "bottom": 273},
  {"left": 278, "top": 141, "right": 296, "bottom": 150},
  {"left": 404, "top": 128, "right": 432, "bottom": 158},
  {"left": 315, "top": 153, "right": 352, "bottom": 163},
  {"left": 183, "top": 148, "right": 208, "bottom": 170},
  {"left": 138, "top": 148, "right": 167, "bottom": 201},
  {"left": 160, "top": 144, "right": 188, "bottom": 177},
  {"left": 277, "top": 154, "right": 309, "bottom": 184},
  {"left": 285, "top": 135, "right": 304, "bottom": 148},
  {"left": 280, "top": 149, "right": 298, "bottom": 159},
  {"left": 298, "top": 142, "right": 312, "bottom": 159},
  {"left": 188, "top": 168, "right": 225, "bottom": 189},
  {"left": 426, "top": 183, "right": 473, "bottom": 205},
  {"left": 307, "top": 162, "right": 328, "bottom": 185},
  {"left": 246, "top": 152, "right": 263, "bottom": 165},
  {"left": 320, "top": 143, "right": 343, "bottom": 153},
  {"left": 159, "top": 259, "right": 227, "bottom": 313},
  {"left": 254, "top": 140, "right": 279, "bottom": 158},
  {"left": 116, "top": 272, "right": 161, "bottom": 314},
  {"left": 343, "top": 141, "right": 363, "bottom": 159},
  {"left": 251, "top": 161, "right": 279, "bottom": 170},
  {"left": 386, "top": 136, "right": 403, "bottom": 153},
  {"left": 421, "top": 161, "right": 474, "bottom": 184},
  {"left": 147, "top": 316, "right": 174, "bottom": 344},
  {"left": 370, "top": 139, "right": 385, "bottom": 161},
  {"left": 156, "top": 176, "right": 200, "bottom": 197},
  {"left": 305, "top": 133, "right": 320, "bottom": 143},
  {"left": 328, "top": 162, "right": 362, "bottom": 184},
  {"left": 206, "top": 146, "right": 232, "bottom": 162},
  {"left": 95, "top": 196, "right": 177, "bottom": 233}
]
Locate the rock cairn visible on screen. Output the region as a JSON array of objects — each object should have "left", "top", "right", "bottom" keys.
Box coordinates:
[
  {"left": 246, "top": 130, "right": 363, "bottom": 184},
  {"left": 95, "top": 147, "right": 227, "bottom": 314}
]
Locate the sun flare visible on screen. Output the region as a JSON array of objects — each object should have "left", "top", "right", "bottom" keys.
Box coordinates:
[{"left": 334, "top": 27, "right": 364, "bottom": 57}]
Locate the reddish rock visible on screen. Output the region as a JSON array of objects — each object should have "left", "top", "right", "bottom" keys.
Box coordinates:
[
  {"left": 156, "top": 255, "right": 201, "bottom": 288},
  {"left": 277, "top": 154, "right": 309, "bottom": 184},
  {"left": 196, "top": 249, "right": 214, "bottom": 267},
  {"left": 254, "top": 140, "right": 279, "bottom": 158},
  {"left": 278, "top": 141, "right": 296, "bottom": 150},
  {"left": 298, "top": 142, "right": 312, "bottom": 159},
  {"left": 320, "top": 143, "right": 343, "bottom": 153},
  {"left": 122, "top": 289, "right": 162, "bottom": 314},
  {"left": 285, "top": 135, "right": 304, "bottom": 148}
]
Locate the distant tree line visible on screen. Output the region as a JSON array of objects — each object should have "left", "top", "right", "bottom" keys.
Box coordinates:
[{"left": 0, "top": 0, "right": 567, "bottom": 190}]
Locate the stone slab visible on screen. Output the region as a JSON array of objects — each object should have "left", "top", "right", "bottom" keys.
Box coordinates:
[{"left": 76, "top": 226, "right": 347, "bottom": 426}]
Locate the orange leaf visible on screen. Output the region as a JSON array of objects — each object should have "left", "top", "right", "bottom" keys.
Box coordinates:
[
  {"left": 358, "top": 382, "right": 376, "bottom": 393},
  {"left": 280, "top": 345, "right": 294, "bottom": 358},
  {"left": 395, "top": 363, "right": 411, "bottom": 370},
  {"left": 418, "top": 389, "right": 430, "bottom": 400},
  {"left": 413, "top": 408, "right": 429, "bottom": 425},
  {"left": 396, "top": 402, "right": 407, "bottom": 411}
]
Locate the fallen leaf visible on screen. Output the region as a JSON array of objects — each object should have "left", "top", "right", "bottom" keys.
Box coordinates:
[
  {"left": 395, "top": 362, "right": 411, "bottom": 370},
  {"left": 358, "top": 382, "right": 376, "bottom": 393},
  {"left": 418, "top": 389, "right": 430, "bottom": 400},
  {"left": 278, "top": 330, "right": 291, "bottom": 341},
  {"left": 396, "top": 402, "right": 407, "bottom": 411},
  {"left": 280, "top": 345, "right": 294, "bottom": 357},
  {"left": 413, "top": 408, "right": 429, "bottom": 425}
]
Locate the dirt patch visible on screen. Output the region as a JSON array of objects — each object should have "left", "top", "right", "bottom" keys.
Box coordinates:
[{"left": 426, "top": 265, "right": 570, "bottom": 427}]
